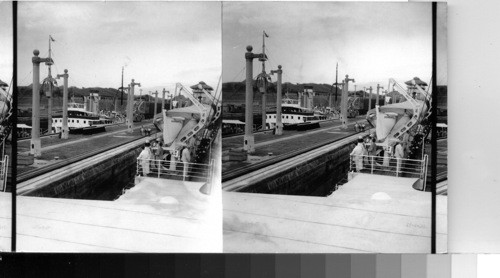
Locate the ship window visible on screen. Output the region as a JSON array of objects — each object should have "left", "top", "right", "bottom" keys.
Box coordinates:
[
  {"left": 298, "top": 117, "right": 301, "bottom": 120},
  {"left": 291, "top": 116, "right": 294, "bottom": 119},
  {"left": 84, "top": 121, "right": 86, "bottom": 124},
  {"left": 274, "top": 115, "right": 276, "bottom": 118},
  {"left": 77, "top": 120, "right": 79, "bottom": 123},
  {"left": 286, "top": 116, "right": 289, "bottom": 119}
]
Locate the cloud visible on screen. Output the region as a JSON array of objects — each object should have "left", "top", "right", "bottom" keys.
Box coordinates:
[
  {"left": 17, "top": 2, "right": 221, "bottom": 89},
  {"left": 223, "top": 2, "right": 436, "bottom": 85}
]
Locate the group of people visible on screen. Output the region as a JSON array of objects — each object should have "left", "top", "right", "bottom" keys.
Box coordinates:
[
  {"left": 140, "top": 125, "right": 152, "bottom": 136},
  {"left": 354, "top": 122, "right": 366, "bottom": 132},
  {"left": 137, "top": 138, "right": 192, "bottom": 180},
  {"left": 137, "top": 139, "right": 165, "bottom": 176},
  {"left": 350, "top": 134, "right": 406, "bottom": 175}
]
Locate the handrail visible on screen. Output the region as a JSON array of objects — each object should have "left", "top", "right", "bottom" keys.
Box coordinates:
[
  {"left": 136, "top": 158, "right": 213, "bottom": 184},
  {"left": 349, "top": 154, "right": 429, "bottom": 190}
]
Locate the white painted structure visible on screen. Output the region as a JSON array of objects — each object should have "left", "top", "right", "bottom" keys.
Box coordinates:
[{"left": 52, "top": 102, "right": 112, "bottom": 132}]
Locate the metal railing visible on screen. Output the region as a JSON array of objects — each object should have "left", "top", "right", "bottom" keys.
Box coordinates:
[
  {"left": 349, "top": 154, "right": 428, "bottom": 190},
  {"left": 0, "top": 155, "right": 8, "bottom": 192},
  {"left": 136, "top": 158, "right": 214, "bottom": 184}
]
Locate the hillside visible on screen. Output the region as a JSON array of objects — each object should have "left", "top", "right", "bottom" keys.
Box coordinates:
[{"left": 17, "top": 85, "right": 123, "bottom": 108}]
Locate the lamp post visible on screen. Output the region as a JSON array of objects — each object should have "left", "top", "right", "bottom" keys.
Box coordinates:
[{"left": 56, "top": 69, "right": 69, "bottom": 139}]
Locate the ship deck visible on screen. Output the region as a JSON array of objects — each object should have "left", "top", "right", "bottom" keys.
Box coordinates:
[
  {"left": 16, "top": 177, "right": 221, "bottom": 252},
  {"left": 223, "top": 173, "right": 447, "bottom": 253}
]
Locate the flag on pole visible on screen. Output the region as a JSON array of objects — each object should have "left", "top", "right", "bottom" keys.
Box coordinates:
[
  {"left": 263, "top": 31, "right": 269, "bottom": 38},
  {"left": 50, "top": 35, "right": 55, "bottom": 42}
]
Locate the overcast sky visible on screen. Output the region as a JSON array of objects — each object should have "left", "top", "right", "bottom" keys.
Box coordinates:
[
  {"left": 17, "top": 1, "right": 221, "bottom": 95},
  {"left": 223, "top": 2, "right": 447, "bottom": 90},
  {"left": 0, "top": 1, "right": 13, "bottom": 85}
]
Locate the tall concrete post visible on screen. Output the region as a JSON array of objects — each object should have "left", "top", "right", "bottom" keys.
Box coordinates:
[
  {"left": 153, "top": 90, "right": 158, "bottom": 119},
  {"left": 56, "top": 69, "right": 69, "bottom": 139},
  {"left": 376, "top": 84, "right": 384, "bottom": 107},
  {"left": 31, "top": 50, "right": 52, "bottom": 157},
  {"left": 256, "top": 71, "right": 269, "bottom": 130},
  {"left": 340, "top": 75, "right": 354, "bottom": 129},
  {"left": 162, "top": 88, "right": 166, "bottom": 111},
  {"left": 271, "top": 65, "right": 283, "bottom": 135},
  {"left": 128, "top": 79, "right": 141, "bottom": 133},
  {"left": 244, "top": 46, "right": 255, "bottom": 153},
  {"left": 169, "top": 93, "right": 173, "bottom": 110},
  {"left": 243, "top": 46, "right": 266, "bottom": 153},
  {"left": 367, "top": 86, "right": 373, "bottom": 110}
]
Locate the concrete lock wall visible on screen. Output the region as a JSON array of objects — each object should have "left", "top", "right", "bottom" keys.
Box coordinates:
[
  {"left": 25, "top": 146, "right": 143, "bottom": 200},
  {"left": 240, "top": 138, "right": 358, "bottom": 196}
]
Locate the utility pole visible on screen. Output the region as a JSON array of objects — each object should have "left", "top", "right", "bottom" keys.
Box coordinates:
[
  {"left": 340, "top": 75, "right": 355, "bottom": 129},
  {"left": 153, "top": 90, "right": 159, "bottom": 121},
  {"left": 376, "top": 84, "right": 384, "bottom": 107},
  {"left": 56, "top": 69, "right": 69, "bottom": 139},
  {"left": 271, "top": 65, "right": 283, "bottom": 135},
  {"left": 162, "top": 88, "right": 167, "bottom": 111},
  {"left": 31, "top": 50, "right": 53, "bottom": 157},
  {"left": 367, "top": 86, "right": 373, "bottom": 110},
  {"left": 128, "top": 79, "right": 140, "bottom": 133}
]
